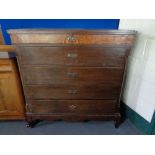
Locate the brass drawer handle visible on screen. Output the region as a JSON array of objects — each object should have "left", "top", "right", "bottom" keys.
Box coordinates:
[
  {"left": 69, "top": 105, "right": 76, "bottom": 110},
  {"left": 68, "top": 90, "right": 77, "bottom": 94},
  {"left": 67, "top": 72, "right": 78, "bottom": 78},
  {"left": 66, "top": 35, "right": 77, "bottom": 42},
  {"left": 67, "top": 53, "right": 78, "bottom": 59}
]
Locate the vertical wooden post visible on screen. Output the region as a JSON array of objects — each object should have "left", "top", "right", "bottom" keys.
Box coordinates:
[{"left": 0, "top": 25, "right": 5, "bottom": 45}]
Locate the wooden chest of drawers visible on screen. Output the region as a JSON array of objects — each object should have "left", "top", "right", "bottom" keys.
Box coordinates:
[{"left": 8, "top": 29, "right": 136, "bottom": 128}]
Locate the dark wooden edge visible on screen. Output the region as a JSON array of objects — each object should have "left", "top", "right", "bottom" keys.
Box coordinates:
[
  {"left": 26, "top": 113, "right": 121, "bottom": 121},
  {"left": 25, "top": 113, "right": 121, "bottom": 128},
  {"left": 0, "top": 115, "right": 25, "bottom": 120},
  {"left": 11, "top": 44, "right": 135, "bottom": 48}
]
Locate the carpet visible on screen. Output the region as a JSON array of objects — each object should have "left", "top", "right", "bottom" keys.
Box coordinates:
[{"left": 0, "top": 119, "right": 141, "bottom": 135}]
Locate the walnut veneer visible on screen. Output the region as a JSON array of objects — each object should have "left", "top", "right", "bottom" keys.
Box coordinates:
[{"left": 8, "top": 29, "right": 136, "bottom": 127}]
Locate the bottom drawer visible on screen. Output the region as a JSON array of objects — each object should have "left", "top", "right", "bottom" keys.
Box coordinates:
[{"left": 26, "top": 100, "right": 117, "bottom": 115}]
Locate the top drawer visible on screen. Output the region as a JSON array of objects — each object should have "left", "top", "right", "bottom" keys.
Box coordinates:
[
  {"left": 10, "top": 34, "right": 135, "bottom": 45},
  {"left": 8, "top": 30, "right": 136, "bottom": 45}
]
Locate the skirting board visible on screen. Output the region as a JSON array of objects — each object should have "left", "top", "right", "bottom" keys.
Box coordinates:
[{"left": 120, "top": 102, "right": 155, "bottom": 135}]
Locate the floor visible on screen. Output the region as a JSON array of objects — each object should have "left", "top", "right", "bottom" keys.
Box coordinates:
[{"left": 0, "top": 119, "right": 141, "bottom": 135}]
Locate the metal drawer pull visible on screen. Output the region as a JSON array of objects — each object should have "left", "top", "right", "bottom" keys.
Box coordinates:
[
  {"left": 69, "top": 105, "right": 76, "bottom": 110},
  {"left": 67, "top": 72, "right": 78, "bottom": 78},
  {"left": 67, "top": 53, "right": 78, "bottom": 58},
  {"left": 68, "top": 90, "right": 77, "bottom": 94},
  {"left": 66, "top": 35, "right": 77, "bottom": 42}
]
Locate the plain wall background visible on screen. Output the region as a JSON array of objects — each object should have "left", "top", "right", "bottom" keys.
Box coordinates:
[
  {"left": 0, "top": 19, "right": 119, "bottom": 44},
  {"left": 120, "top": 19, "right": 155, "bottom": 122}
]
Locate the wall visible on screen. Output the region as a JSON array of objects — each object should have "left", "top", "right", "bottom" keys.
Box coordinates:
[
  {"left": 0, "top": 19, "right": 119, "bottom": 44},
  {"left": 119, "top": 19, "right": 155, "bottom": 123}
]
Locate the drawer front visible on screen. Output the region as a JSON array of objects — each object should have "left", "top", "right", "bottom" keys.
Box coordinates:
[
  {"left": 17, "top": 46, "right": 126, "bottom": 67},
  {"left": 22, "top": 67, "right": 124, "bottom": 85},
  {"left": 24, "top": 84, "right": 120, "bottom": 99},
  {"left": 11, "top": 34, "right": 135, "bottom": 45},
  {"left": 26, "top": 100, "right": 117, "bottom": 114}
]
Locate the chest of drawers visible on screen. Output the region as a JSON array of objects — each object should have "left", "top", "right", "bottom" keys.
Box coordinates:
[{"left": 8, "top": 29, "right": 136, "bottom": 128}]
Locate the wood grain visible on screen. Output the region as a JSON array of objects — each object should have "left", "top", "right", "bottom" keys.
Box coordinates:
[
  {"left": 0, "top": 59, "right": 25, "bottom": 120},
  {"left": 17, "top": 46, "right": 127, "bottom": 67},
  {"left": 7, "top": 29, "right": 136, "bottom": 127},
  {"left": 26, "top": 100, "right": 117, "bottom": 115},
  {"left": 22, "top": 66, "right": 123, "bottom": 85},
  {"left": 10, "top": 34, "right": 136, "bottom": 45},
  {"left": 24, "top": 84, "right": 120, "bottom": 100}
]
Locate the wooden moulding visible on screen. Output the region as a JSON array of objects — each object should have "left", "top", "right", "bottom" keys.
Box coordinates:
[{"left": 0, "top": 45, "right": 16, "bottom": 52}]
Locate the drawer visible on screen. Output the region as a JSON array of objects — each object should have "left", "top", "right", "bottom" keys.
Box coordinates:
[
  {"left": 10, "top": 32, "right": 135, "bottom": 45},
  {"left": 24, "top": 84, "right": 120, "bottom": 99},
  {"left": 17, "top": 46, "right": 126, "bottom": 67},
  {"left": 26, "top": 99, "right": 117, "bottom": 114},
  {"left": 22, "top": 66, "right": 123, "bottom": 85}
]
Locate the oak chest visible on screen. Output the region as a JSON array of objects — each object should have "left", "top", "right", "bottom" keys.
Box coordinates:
[{"left": 8, "top": 29, "right": 136, "bottom": 127}]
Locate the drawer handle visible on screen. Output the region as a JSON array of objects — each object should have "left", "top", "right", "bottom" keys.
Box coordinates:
[
  {"left": 68, "top": 90, "right": 77, "bottom": 94},
  {"left": 69, "top": 105, "right": 77, "bottom": 110},
  {"left": 67, "top": 53, "right": 78, "bottom": 59},
  {"left": 66, "top": 35, "right": 77, "bottom": 42},
  {"left": 67, "top": 72, "right": 78, "bottom": 78}
]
